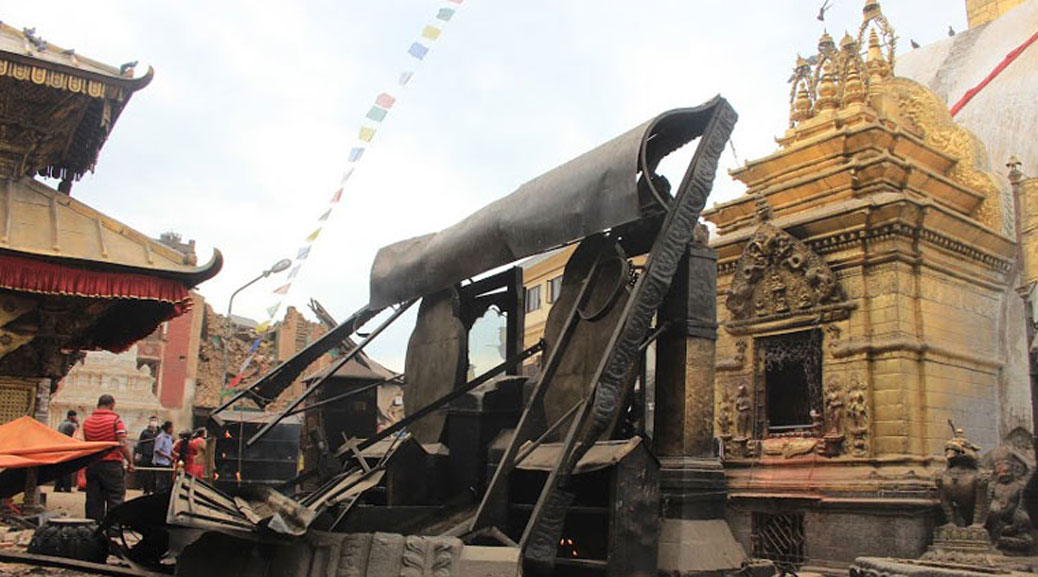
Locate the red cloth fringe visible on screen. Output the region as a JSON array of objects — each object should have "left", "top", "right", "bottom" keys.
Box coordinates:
[{"left": 0, "top": 253, "right": 191, "bottom": 305}]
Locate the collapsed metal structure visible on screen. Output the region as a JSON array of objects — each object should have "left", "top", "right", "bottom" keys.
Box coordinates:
[{"left": 121, "top": 96, "right": 737, "bottom": 576}]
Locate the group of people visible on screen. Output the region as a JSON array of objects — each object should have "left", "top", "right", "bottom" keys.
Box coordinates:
[
  {"left": 54, "top": 394, "right": 208, "bottom": 522},
  {"left": 133, "top": 417, "right": 207, "bottom": 493}
]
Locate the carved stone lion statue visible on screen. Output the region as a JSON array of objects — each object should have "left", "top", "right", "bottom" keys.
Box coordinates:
[{"left": 935, "top": 428, "right": 992, "bottom": 530}]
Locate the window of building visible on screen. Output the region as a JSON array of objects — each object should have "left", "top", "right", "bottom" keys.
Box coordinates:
[
  {"left": 752, "top": 511, "right": 805, "bottom": 567},
  {"left": 525, "top": 285, "right": 542, "bottom": 312},
  {"left": 755, "top": 329, "right": 822, "bottom": 434},
  {"left": 547, "top": 275, "right": 563, "bottom": 304}
]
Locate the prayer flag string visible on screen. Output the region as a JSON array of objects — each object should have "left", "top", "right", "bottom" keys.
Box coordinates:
[{"left": 223, "top": 1, "right": 466, "bottom": 394}]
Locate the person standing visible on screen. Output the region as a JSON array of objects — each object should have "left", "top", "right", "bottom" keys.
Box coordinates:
[
  {"left": 185, "top": 429, "right": 207, "bottom": 478},
  {"left": 135, "top": 417, "right": 159, "bottom": 495},
  {"left": 54, "top": 411, "right": 78, "bottom": 492},
  {"left": 81, "top": 395, "right": 134, "bottom": 522},
  {"left": 152, "top": 421, "right": 175, "bottom": 493}
]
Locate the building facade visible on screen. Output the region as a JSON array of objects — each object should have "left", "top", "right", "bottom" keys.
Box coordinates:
[{"left": 0, "top": 24, "right": 220, "bottom": 431}]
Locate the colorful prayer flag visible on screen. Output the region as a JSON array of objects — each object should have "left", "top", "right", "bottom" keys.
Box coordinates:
[
  {"left": 421, "top": 26, "right": 441, "bottom": 41},
  {"left": 448, "top": 0, "right": 464, "bottom": 4},
  {"left": 318, "top": 208, "right": 332, "bottom": 222},
  {"left": 297, "top": 246, "right": 311, "bottom": 260},
  {"left": 340, "top": 167, "right": 355, "bottom": 185},
  {"left": 273, "top": 283, "right": 290, "bottom": 295},
  {"left": 288, "top": 265, "right": 301, "bottom": 279},
  {"left": 247, "top": 338, "right": 261, "bottom": 354},
  {"left": 237, "top": 352, "right": 256, "bottom": 373},
  {"left": 437, "top": 8, "right": 455, "bottom": 21},
  {"left": 408, "top": 42, "right": 429, "bottom": 60},
  {"left": 375, "top": 93, "right": 396, "bottom": 109},
  {"left": 306, "top": 228, "right": 322, "bottom": 242},
  {"left": 359, "top": 126, "right": 376, "bottom": 142},
  {"left": 255, "top": 320, "right": 271, "bottom": 333},
  {"left": 265, "top": 304, "right": 280, "bottom": 318},
  {"left": 398, "top": 71, "right": 413, "bottom": 86},
  {"left": 330, "top": 188, "right": 343, "bottom": 203},
  {"left": 366, "top": 106, "right": 388, "bottom": 122},
  {"left": 226, "top": 373, "right": 244, "bottom": 390},
  {"left": 348, "top": 147, "right": 365, "bottom": 162}
]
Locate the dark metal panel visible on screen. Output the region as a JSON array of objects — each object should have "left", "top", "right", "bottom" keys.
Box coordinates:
[{"left": 369, "top": 106, "right": 716, "bottom": 307}]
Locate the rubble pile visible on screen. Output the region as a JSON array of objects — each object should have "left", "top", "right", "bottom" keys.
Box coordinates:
[{"left": 194, "top": 305, "right": 277, "bottom": 409}]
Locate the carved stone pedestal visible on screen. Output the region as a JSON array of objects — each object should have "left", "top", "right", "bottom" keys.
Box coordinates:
[
  {"left": 658, "top": 457, "right": 748, "bottom": 576},
  {"left": 921, "top": 525, "right": 1004, "bottom": 567}
]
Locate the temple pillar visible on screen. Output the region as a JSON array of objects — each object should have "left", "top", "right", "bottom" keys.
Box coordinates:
[
  {"left": 653, "top": 239, "right": 718, "bottom": 458},
  {"left": 653, "top": 237, "right": 748, "bottom": 575}
]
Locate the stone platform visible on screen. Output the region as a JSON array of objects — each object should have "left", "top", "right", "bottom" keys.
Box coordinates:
[{"left": 852, "top": 556, "right": 1038, "bottom": 577}]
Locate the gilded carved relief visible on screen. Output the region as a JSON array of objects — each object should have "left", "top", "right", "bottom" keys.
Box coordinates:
[
  {"left": 871, "top": 76, "right": 1006, "bottom": 234},
  {"left": 719, "top": 373, "right": 870, "bottom": 460},
  {"left": 726, "top": 223, "right": 844, "bottom": 323}
]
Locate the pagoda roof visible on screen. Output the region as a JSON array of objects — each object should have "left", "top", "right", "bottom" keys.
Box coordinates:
[
  {"left": 0, "top": 177, "right": 221, "bottom": 285},
  {"left": 0, "top": 23, "right": 153, "bottom": 89},
  {"left": 0, "top": 23, "right": 152, "bottom": 182}
]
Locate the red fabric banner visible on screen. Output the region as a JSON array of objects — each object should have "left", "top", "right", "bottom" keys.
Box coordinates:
[{"left": 0, "top": 253, "right": 191, "bottom": 305}]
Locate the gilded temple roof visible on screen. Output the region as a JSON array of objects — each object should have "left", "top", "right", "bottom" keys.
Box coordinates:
[
  {"left": 0, "top": 177, "right": 221, "bottom": 284},
  {"left": 706, "top": 0, "right": 1012, "bottom": 240},
  {"left": 0, "top": 23, "right": 153, "bottom": 183},
  {"left": 0, "top": 23, "right": 152, "bottom": 86}
]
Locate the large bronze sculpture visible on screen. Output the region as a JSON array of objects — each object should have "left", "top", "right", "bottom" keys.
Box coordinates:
[{"left": 982, "top": 443, "right": 1035, "bottom": 553}]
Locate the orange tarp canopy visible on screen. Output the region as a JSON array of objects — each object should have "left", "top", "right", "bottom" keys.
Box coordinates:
[{"left": 0, "top": 416, "right": 116, "bottom": 469}]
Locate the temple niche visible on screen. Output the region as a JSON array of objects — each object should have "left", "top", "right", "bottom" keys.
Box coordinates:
[
  {"left": 49, "top": 346, "right": 171, "bottom": 439},
  {"left": 704, "top": 0, "right": 1027, "bottom": 568}
]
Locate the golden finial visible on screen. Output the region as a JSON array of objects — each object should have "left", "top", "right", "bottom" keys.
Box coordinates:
[
  {"left": 788, "top": 54, "right": 816, "bottom": 127},
  {"left": 842, "top": 59, "right": 866, "bottom": 106},
  {"left": 792, "top": 83, "right": 814, "bottom": 124},
  {"left": 858, "top": 0, "right": 896, "bottom": 72},
  {"left": 818, "top": 30, "right": 837, "bottom": 57},
  {"left": 865, "top": 29, "right": 891, "bottom": 81},
  {"left": 840, "top": 32, "right": 856, "bottom": 50},
  {"left": 816, "top": 61, "right": 839, "bottom": 111}
]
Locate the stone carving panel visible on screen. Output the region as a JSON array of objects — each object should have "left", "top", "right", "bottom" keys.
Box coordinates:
[{"left": 726, "top": 223, "right": 844, "bottom": 323}]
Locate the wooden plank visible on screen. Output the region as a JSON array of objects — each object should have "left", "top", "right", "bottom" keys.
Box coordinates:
[{"left": 0, "top": 549, "right": 168, "bottom": 577}]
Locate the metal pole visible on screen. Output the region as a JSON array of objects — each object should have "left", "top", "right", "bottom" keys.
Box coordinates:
[
  {"left": 1007, "top": 158, "right": 1038, "bottom": 464},
  {"left": 221, "top": 271, "right": 268, "bottom": 397}
]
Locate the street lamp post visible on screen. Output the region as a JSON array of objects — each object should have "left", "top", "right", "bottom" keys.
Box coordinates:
[{"left": 221, "top": 258, "right": 292, "bottom": 395}]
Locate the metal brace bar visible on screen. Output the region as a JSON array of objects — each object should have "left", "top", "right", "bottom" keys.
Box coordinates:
[
  {"left": 469, "top": 256, "right": 602, "bottom": 533},
  {"left": 246, "top": 299, "right": 416, "bottom": 447}
]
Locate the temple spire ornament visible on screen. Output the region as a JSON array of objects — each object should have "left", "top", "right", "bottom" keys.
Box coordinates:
[
  {"left": 816, "top": 61, "right": 840, "bottom": 112},
  {"left": 858, "top": 0, "right": 896, "bottom": 74}
]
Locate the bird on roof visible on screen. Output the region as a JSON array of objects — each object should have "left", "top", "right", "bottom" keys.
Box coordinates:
[
  {"left": 817, "top": 0, "right": 832, "bottom": 22},
  {"left": 948, "top": 25, "right": 956, "bottom": 36},
  {"left": 910, "top": 39, "right": 920, "bottom": 49},
  {"left": 22, "top": 27, "right": 47, "bottom": 52}
]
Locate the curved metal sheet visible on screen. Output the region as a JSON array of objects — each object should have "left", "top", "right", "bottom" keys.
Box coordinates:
[{"left": 369, "top": 100, "right": 720, "bottom": 307}]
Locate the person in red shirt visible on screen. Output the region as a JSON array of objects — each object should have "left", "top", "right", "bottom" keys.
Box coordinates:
[
  {"left": 185, "top": 429, "right": 207, "bottom": 478},
  {"left": 81, "top": 394, "right": 134, "bottom": 521}
]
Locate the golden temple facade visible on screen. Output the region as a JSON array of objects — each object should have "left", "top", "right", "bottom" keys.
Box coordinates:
[{"left": 702, "top": 0, "right": 1029, "bottom": 567}]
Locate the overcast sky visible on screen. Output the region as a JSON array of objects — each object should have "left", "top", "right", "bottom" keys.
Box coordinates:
[{"left": 3, "top": 1, "right": 967, "bottom": 368}]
